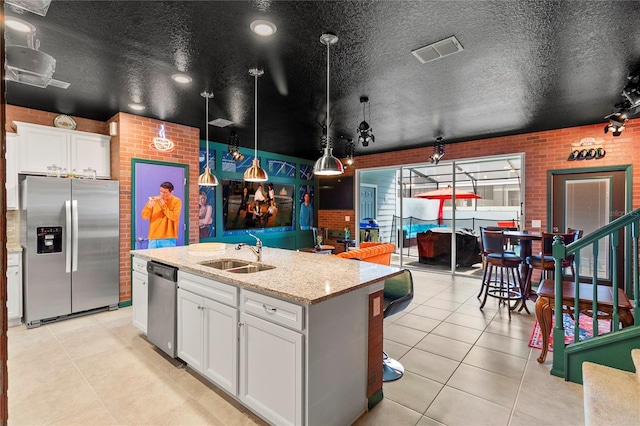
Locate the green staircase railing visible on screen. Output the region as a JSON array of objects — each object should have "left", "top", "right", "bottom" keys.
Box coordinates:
[{"left": 550, "top": 208, "right": 640, "bottom": 383}]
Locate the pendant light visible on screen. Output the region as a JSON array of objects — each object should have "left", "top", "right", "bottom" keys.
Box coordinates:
[
  {"left": 313, "top": 33, "right": 344, "bottom": 176},
  {"left": 198, "top": 91, "right": 219, "bottom": 186},
  {"left": 244, "top": 68, "right": 269, "bottom": 182}
]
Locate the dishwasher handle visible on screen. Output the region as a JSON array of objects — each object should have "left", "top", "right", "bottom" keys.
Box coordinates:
[{"left": 147, "top": 261, "right": 178, "bottom": 282}]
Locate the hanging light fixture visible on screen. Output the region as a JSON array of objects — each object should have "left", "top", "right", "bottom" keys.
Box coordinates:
[
  {"left": 227, "top": 130, "right": 244, "bottom": 161},
  {"left": 429, "top": 136, "right": 445, "bottom": 164},
  {"left": 345, "top": 138, "right": 355, "bottom": 166},
  {"left": 198, "top": 91, "right": 219, "bottom": 186},
  {"left": 357, "top": 96, "right": 375, "bottom": 147},
  {"left": 244, "top": 68, "right": 269, "bottom": 182},
  {"left": 314, "top": 33, "right": 345, "bottom": 176}
]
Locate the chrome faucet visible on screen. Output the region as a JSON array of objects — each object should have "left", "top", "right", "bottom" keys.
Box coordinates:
[{"left": 235, "top": 232, "right": 263, "bottom": 262}]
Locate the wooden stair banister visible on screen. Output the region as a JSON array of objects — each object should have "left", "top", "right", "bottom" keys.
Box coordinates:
[{"left": 547, "top": 207, "right": 640, "bottom": 380}]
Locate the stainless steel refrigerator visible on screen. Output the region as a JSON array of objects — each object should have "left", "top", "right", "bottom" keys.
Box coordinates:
[{"left": 20, "top": 176, "right": 120, "bottom": 328}]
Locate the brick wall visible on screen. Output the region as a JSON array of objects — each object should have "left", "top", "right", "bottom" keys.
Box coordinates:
[
  {"left": 112, "top": 113, "right": 200, "bottom": 302},
  {"left": 5, "top": 105, "right": 108, "bottom": 135},
  {"left": 367, "top": 290, "right": 384, "bottom": 400},
  {"left": 320, "top": 119, "right": 640, "bottom": 253}
]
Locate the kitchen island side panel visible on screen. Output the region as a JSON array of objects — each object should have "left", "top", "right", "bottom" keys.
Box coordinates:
[{"left": 306, "top": 286, "right": 370, "bottom": 425}]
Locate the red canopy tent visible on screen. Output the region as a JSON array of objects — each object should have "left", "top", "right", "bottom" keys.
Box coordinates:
[{"left": 414, "top": 186, "right": 482, "bottom": 225}]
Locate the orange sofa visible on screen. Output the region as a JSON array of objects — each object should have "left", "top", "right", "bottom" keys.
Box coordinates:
[{"left": 334, "top": 242, "right": 396, "bottom": 266}]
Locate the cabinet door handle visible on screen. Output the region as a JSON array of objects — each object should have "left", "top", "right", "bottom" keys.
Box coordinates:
[{"left": 263, "top": 304, "right": 277, "bottom": 313}]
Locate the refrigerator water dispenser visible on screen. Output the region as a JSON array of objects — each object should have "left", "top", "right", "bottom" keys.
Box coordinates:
[{"left": 36, "top": 226, "right": 62, "bottom": 254}]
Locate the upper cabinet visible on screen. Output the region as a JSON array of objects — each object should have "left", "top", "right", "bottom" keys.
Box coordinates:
[{"left": 14, "top": 121, "right": 111, "bottom": 179}]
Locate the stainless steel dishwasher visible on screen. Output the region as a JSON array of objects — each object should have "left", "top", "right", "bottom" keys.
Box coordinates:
[{"left": 147, "top": 261, "right": 178, "bottom": 358}]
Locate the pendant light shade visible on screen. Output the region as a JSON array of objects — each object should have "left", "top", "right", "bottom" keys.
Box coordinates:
[
  {"left": 244, "top": 68, "right": 269, "bottom": 182},
  {"left": 313, "top": 146, "right": 344, "bottom": 175},
  {"left": 314, "top": 33, "right": 344, "bottom": 176},
  {"left": 198, "top": 91, "right": 219, "bottom": 186}
]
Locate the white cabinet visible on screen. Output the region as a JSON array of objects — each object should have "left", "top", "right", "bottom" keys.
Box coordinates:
[
  {"left": 177, "top": 288, "right": 205, "bottom": 370},
  {"left": 169, "top": 267, "right": 373, "bottom": 426},
  {"left": 5, "top": 133, "right": 19, "bottom": 210},
  {"left": 14, "top": 121, "right": 111, "bottom": 178},
  {"left": 131, "top": 257, "right": 148, "bottom": 334},
  {"left": 7, "top": 252, "right": 22, "bottom": 327},
  {"left": 239, "top": 289, "right": 304, "bottom": 426},
  {"left": 177, "top": 271, "right": 239, "bottom": 395}
]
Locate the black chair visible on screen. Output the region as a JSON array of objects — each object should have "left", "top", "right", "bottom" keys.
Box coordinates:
[
  {"left": 522, "top": 232, "right": 576, "bottom": 299},
  {"left": 382, "top": 269, "right": 414, "bottom": 381},
  {"left": 566, "top": 228, "right": 584, "bottom": 277}
]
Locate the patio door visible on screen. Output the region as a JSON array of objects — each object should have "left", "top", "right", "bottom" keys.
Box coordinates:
[{"left": 551, "top": 167, "right": 627, "bottom": 286}]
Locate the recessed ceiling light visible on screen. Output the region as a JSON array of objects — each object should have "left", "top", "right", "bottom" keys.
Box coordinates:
[
  {"left": 5, "top": 18, "right": 33, "bottom": 32},
  {"left": 128, "top": 103, "right": 146, "bottom": 111},
  {"left": 171, "top": 73, "right": 192, "bottom": 84},
  {"left": 250, "top": 20, "right": 277, "bottom": 36}
]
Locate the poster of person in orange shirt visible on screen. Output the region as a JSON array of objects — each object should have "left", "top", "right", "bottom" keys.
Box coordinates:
[{"left": 141, "top": 181, "right": 182, "bottom": 248}]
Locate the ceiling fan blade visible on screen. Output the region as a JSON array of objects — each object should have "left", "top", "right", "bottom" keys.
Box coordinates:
[{"left": 48, "top": 79, "right": 70, "bottom": 89}]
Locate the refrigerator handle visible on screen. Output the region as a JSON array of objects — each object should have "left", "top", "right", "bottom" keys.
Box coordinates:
[
  {"left": 72, "top": 199, "right": 79, "bottom": 272},
  {"left": 65, "top": 200, "right": 72, "bottom": 273}
]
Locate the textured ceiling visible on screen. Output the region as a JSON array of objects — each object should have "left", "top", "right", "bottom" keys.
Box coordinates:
[{"left": 4, "top": 0, "right": 640, "bottom": 161}]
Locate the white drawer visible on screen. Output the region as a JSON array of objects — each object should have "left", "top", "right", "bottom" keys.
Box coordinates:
[
  {"left": 241, "top": 289, "right": 304, "bottom": 332},
  {"left": 132, "top": 257, "right": 147, "bottom": 274},
  {"left": 7, "top": 253, "right": 20, "bottom": 266},
  {"left": 178, "top": 270, "right": 238, "bottom": 307}
]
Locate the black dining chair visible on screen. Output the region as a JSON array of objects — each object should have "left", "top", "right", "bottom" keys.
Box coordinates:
[{"left": 522, "top": 232, "right": 576, "bottom": 300}]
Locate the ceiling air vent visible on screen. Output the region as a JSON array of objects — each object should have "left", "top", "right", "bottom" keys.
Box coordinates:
[
  {"left": 209, "top": 118, "right": 234, "bottom": 127},
  {"left": 411, "top": 35, "right": 464, "bottom": 64}
]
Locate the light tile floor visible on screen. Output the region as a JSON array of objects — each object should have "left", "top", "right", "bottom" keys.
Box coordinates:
[{"left": 7, "top": 267, "right": 585, "bottom": 425}]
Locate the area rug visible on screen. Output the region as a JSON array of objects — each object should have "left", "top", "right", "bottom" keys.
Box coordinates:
[{"left": 528, "top": 313, "right": 612, "bottom": 352}]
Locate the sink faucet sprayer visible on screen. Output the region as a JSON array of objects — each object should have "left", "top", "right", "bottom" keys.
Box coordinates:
[{"left": 236, "top": 232, "right": 262, "bottom": 262}]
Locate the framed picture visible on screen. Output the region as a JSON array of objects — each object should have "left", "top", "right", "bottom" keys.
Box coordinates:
[{"left": 223, "top": 179, "right": 294, "bottom": 234}]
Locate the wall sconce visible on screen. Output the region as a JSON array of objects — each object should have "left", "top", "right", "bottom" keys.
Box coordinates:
[
  {"left": 227, "top": 130, "right": 244, "bottom": 161},
  {"left": 357, "top": 96, "right": 375, "bottom": 147},
  {"left": 429, "top": 136, "right": 445, "bottom": 164},
  {"left": 604, "top": 112, "right": 628, "bottom": 137}
]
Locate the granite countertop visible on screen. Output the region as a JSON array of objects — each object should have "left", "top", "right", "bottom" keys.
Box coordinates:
[{"left": 131, "top": 245, "right": 402, "bottom": 305}]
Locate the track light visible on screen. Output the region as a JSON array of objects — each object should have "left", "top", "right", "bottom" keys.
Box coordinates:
[
  {"left": 429, "top": 136, "right": 445, "bottom": 164},
  {"left": 227, "top": 130, "right": 244, "bottom": 161},
  {"left": 622, "top": 74, "right": 640, "bottom": 109},
  {"left": 604, "top": 112, "right": 628, "bottom": 137},
  {"left": 345, "top": 138, "right": 355, "bottom": 166},
  {"left": 357, "top": 96, "right": 375, "bottom": 147}
]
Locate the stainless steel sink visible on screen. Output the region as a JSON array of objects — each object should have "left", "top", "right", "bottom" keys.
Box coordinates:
[
  {"left": 199, "top": 259, "right": 275, "bottom": 274},
  {"left": 200, "top": 259, "right": 250, "bottom": 270},
  {"left": 226, "top": 264, "right": 275, "bottom": 274}
]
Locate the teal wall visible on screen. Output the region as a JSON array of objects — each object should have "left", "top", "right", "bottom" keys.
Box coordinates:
[{"left": 200, "top": 140, "right": 317, "bottom": 249}]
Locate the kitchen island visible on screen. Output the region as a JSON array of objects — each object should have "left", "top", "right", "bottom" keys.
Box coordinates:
[{"left": 131, "top": 244, "right": 402, "bottom": 426}]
